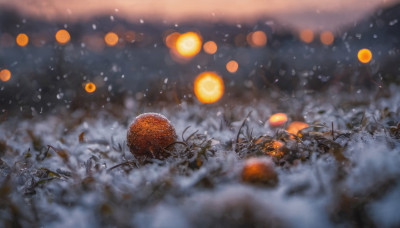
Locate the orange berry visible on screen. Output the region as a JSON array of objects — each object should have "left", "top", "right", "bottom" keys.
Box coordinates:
[
  {"left": 127, "top": 113, "right": 177, "bottom": 159},
  {"left": 241, "top": 157, "right": 278, "bottom": 186}
]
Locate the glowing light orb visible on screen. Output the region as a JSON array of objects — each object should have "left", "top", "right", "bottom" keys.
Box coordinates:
[
  {"left": 320, "top": 31, "right": 334, "bottom": 45},
  {"left": 16, "top": 33, "right": 29, "bottom": 47},
  {"left": 226, "top": 60, "right": 239, "bottom": 73},
  {"left": 287, "top": 121, "right": 309, "bottom": 135},
  {"left": 0, "top": 69, "right": 11, "bottom": 82},
  {"left": 299, "top": 29, "right": 314, "bottom": 43},
  {"left": 203, "top": 41, "right": 217, "bottom": 54},
  {"left": 55, "top": 29, "right": 71, "bottom": 45},
  {"left": 85, "top": 82, "right": 96, "bottom": 93},
  {"left": 175, "top": 32, "right": 202, "bottom": 57},
  {"left": 248, "top": 31, "right": 267, "bottom": 47},
  {"left": 269, "top": 113, "right": 288, "bottom": 127},
  {"left": 358, "top": 48, "right": 372, "bottom": 63},
  {"left": 165, "top": 32, "right": 180, "bottom": 49},
  {"left": 105, "top": 32, "right": 119, "bottom": 46},
  {"left": 194, "top": 72, "right": 224, "bottom": 103}
]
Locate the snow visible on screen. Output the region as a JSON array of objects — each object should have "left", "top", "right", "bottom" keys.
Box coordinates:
[{"left": 1, "top": 86, "right": 400, "bottom": 227}]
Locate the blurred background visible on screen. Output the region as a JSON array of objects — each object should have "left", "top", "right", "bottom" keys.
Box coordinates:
[{"left": 0, "top": 0, "right": 399, "bottom": 116}]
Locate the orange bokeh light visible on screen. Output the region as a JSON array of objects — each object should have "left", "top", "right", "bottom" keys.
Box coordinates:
[
  {"left": 287, "top": 121, "right": 309, "bottom": 135},
  {"left": 247, "top": 31, "right": 267, "bottom": 47},
  {"left": 85, "top": 82, "right": 96, "bottom": 93},
  {"left": 105, "top": 32, "right": 119, "bottom": 46},
  {"left": 55, "top": 29, "right": 71, "bottom": 45},
  {"left": 16, "top": 33, "right": 29, "bottom": 47},
  {"left": 175, "top": 32, "right": 202, "bottom": 57},
  {"left": 320, "top": 31, "right": 334, "bottom": 45},
  {"left": 226, "top": 60, "right": 239, "bottom": 73},
  {"left": 194, "top": 72, "right": 224, "bottom": 103},
  {"left": 165, "top": 32, "right": 180, "bottom": 49},
  {"left": 269, "top": 113, "right": 288, "bottom": 127},
  {"left": 357, "top": 48, "right": 372, "bottom": 63},
  {"left": 203, "top": 41, "right": 217, "bottom": 54},
  {"left": 0, "top": 69, "right": 11, "bottom": 82},
  {"left": 299, "top": 29, "right": 314, "bottom": 43}
]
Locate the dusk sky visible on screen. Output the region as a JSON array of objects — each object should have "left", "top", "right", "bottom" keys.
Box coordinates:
[{"left": 1, "top": 0, "right": 399, "bottom": 30}]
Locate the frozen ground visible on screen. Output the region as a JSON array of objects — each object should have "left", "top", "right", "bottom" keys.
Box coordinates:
[{"left": 1, "top": 85, "right": 400, "bottom": 228}]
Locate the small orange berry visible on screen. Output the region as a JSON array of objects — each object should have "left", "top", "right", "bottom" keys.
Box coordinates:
[
  {"left": 241, "top": 157, "right": 278, "bottom": 186},
  {"left": 287, "top": 121, "right": 309, "bottom": 136},
  {"left": 127, "top": 113, "right": 177, "bottom": 159},
  {"left": 269, "top": 113, "right": 288, "bottom": 127}
]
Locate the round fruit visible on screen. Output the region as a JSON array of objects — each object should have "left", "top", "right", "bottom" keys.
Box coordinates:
[
  {"left": 127, "top": 113, "right": 177, "bottom": 159},
  {"left": 241, "top": 157, "right": 278, "bottom": 186}
]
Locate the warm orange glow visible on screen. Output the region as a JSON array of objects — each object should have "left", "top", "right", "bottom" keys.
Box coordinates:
[
  {"left": 175, "top": 32, "right": 202, "bottom": 57},
  {"left": 85, "top": 82, "right": 96, "bottom": 93},
  {"left": 248, "top": 31, "right": 267, "bottom": 47},
  {"left": 124, "top": 30, "right": 136, "bottom": 43},
  {"left": 203, "top": 41, "right": 217, "bottom": 54},
  {"left": 242, "top": 158, "right": 278, "bottom": 185},
  {"left": 272, "top": 140, "right": 283, "bottom": 149},
  {"left": 165, "top": 32, "right": 180, "bottom": 49},
  {"left": 226, "top": 60, "right": 239, "bottom": 73},
  {"left": 105, "top": 32, "right": 119, "bottom": 46},
  {"left": 299, "top": 29, "right": 314, "bottom": 43},
  {"left": 320, "top": 31, "right": 334, "bottom": 45},
  {"left": 268, "top": 140, "right": 284, "bottom": 157},
  {"left": 287, "top": 121, "right": 309, "bottom": 135},
  {"left": 0, "top": 69, "right": 11, "bottom": 82},
  {"left": 358, "top": 48, "right": 372, "bottom": 63},
  {"left": 269, "top": 113, "right": 288, "bottom": 127},
  {"left": 55, "top": 29, "right": 71, "bottom": 45},
  {"left": 194, "top": 72, "right": 224, "bottom": 103},
  {"left": 16, "top": 33, "right": 29, "bottom": 47}
]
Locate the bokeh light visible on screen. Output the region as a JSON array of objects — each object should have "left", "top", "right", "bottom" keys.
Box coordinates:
[
  {"left": 320, "top": 31, "right": 334, "bottom": 45},
  {"left": 287, "top": 121, "right": 309, "bottom": 135},
  {"left": 358, "top": 48, "right": 372, "bottom": 63},
  {"left": 0, "top": 69, "right": 11, "bottom": 82},
  {"left": 165, "top": 32, "right": 180, "bottom": 49},
  {"left": 55, "top": 29, "right": 71, "bottom": 45},
  {"left": 105, "top": 32, "right": 119, "bottom": 46},
  {"left": 194, "top": 72, "right": 224, "bottom": 103},
  {"left": 269, "top": 113, "right": 288, "bottom": 127},
  {"left": 226, "top": 60, "right": 239, "bottom": 73},
  {"left": 299, "top": 29, "right": 314, "bottom": 43},
  {"left": 16, "top": 33, "right": 29, "bottom": 47},
  {"left": 85, "top": 82, "right": 96, "bottom": 93},
  {"left": 175, "top": 32, "right": 202, "bottom": 57},
  {"left": 247, "top": 31, "right": 267, "bottom": 47},
  {"left": 203, "top": 41, "right": 217, "bottom": 54}
]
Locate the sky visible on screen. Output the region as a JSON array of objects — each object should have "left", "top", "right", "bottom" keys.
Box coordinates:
[{"left": 0, "top": 0, "right": 399, "bottom": 30}]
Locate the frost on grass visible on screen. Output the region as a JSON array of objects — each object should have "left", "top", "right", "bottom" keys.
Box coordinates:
[{"left": 1, "top": 87, "right": 400, "bottom": 227}]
